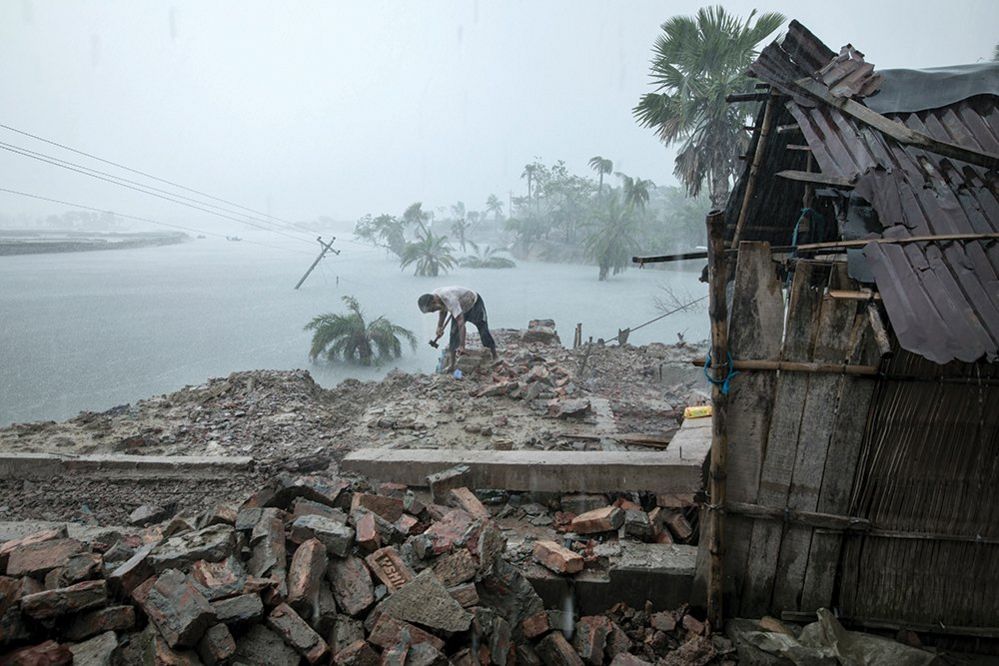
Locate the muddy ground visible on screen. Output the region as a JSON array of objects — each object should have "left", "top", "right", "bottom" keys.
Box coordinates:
[{"left": 0, "top": 327, "right": 707, "bottom": 524}]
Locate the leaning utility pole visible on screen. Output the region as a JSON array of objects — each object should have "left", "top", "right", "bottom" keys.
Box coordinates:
[{"left": 294, "top": 236, "right": 340, "bottom": 290}]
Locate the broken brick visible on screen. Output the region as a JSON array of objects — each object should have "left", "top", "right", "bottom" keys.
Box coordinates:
[
  {"left": 352, "top": 493, "right": 405, "bottom": 522},
  {"left": 248, "top": 513, "right": 286, "bottom": 581},
  {"left": 290, "top": 515, "right": 355, "bottom": 557},
  {"left": 148, "top": 524, "right": 236, "bottom": 573},
  {"left": 490, "top": 616, "right": 513, "bottom": 666},
  {"left": 573, "top": 616, "right": 611, "bottom": 666},
  {"left": 0, "top": 640, "right": 72, "bottom": 665},
  {"left": 197, "top": 622, "right": 236, "bottom": 666},
  {"left": 610, "top": 654, "right": 652, "bottom": 666},
  {"left": 426, "top": 465, "right": 471, "bottom": 504},
  {"left": 536, "top": 631, "right": 584, "bottom": 666},
  {"left": 0, "top": 527, "right": 66, "bottom": 570},
  {"left": 570, "top": 506, "right": 624, "bottom": 534},
  {"left": 561, "top": 494, "right": 608, "bottom": 515},
  {"left": 682, "top": 613, "right": 705, "bottom": 636},
  {"left": 521, "top": 610, "right": 552, "bottom": 639},
  {"left": 378, "top": 570, "right": 472, "bottom": 632},
  {"left": 107, "top": 541, "right": 156, "bottom": 596},
  {"left": 605, "top": 621, "right": 633, "bottom": 660},
  {"left": 368, "top": 615, "right": 445, "bottom": 652},
  {"left": 430, "top": 548, "right": 477, "bottom": 586},
  {"left": 533, "top": 540, "right": 584, "bottom": 574},
  {"left": 448, "top": 582, "right": 479, "bottom": 608},
  {"left": 287, "top": 538, "right": 327, "bottom": 619},
  {"left": 333, "top": 639, "right": 380, "bottom": 666},
  {"left": 393, "top": 514, "right": 419, "bottom": 536},
  {"left": 448, "top": 487, "right": 491, "bottom": 520},
  {"left": 413, "top": 509, "right": 474, "bottom": 558},
  {"left": 6, "top": 538, "right": 84, "bottom": 577},
  {"left": 664, "top": 510, "right": 693, "bottom": 542},
  {"left": 355, "top": 512, "right": 381, "bottom": 552},
  {"left": 211, "top": 592, "right": 264, "bottom": 625},
  {"left": 650, "top": 611, "right": 676, "bottom": 632},
  {"left": 132, "top": 569, "right": 215, "bottom": 648},
  {"left": 293, "top": 497, "right": 348, "bottom": 523},
  {"left": 191, "top": 556, "right": 247, "bottom": 601},
  {"left": 266, "top": 602, "right": 329, "bottom": 664},
  {"left": 21, "top": 580, "right": 107, "bottom": 620},
  {"left": 328, "top": 556, "right": 374, "bottom": 616},
  {"left": 64, "top": 605, "right": 136, "bottom": 641},
  {"left": 364, "top": 546, "right": 414, "bottom": 592}
]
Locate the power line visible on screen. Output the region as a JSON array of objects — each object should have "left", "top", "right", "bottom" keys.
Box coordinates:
[
  {"left": 0, "top": 140, "right": 313, "bottom": 241},
  {"left": 0, "top": 121, "right": 300, "bottom": 230},
  {"left": 0, "top": 141, "right": 312, "bottom": 244},
  {"left": 0, "top": 186, "right": 315, "bottom": 256}
]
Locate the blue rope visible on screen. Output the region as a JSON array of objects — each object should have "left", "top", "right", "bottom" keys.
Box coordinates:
[{"left": 704, "top": 351, "right": 740, "bottom": 395}]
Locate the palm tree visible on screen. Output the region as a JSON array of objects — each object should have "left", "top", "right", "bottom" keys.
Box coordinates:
[
  {"left": 402, "top": 202, "right": 429, "bottom": 228},
  {"left": 633, "top": 7, "right": 785, "bottom": 208},
  {"left": 617, "top": 173, "right": 655, "bottom": 210},
  {"left": 305, "top": 296, "right": 416, "bottom": 366},
  {"left": 459, "top": 246, "right": 516, "bottom": 269},
  {"left": 485, "top": 194, "right": 504, "bottom": 222},
  {"left": 588, "top": 156, "right": 614, "bottom": 194},
  {"left": 450, "top": 201, "right": 469, "bottom": 252},
  {"left": 400, "top": 226, "right": 457, "bottom": 277},
  {"left": 521, "top": 163, "right": 538, "bottom": 202},
  {"left": 585, "top": 192, "right": 639, "bottom": 281}
]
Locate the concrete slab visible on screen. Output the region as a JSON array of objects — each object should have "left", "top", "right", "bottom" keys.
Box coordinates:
[
  {"left": 0, "top": 453, "right": 254, "bottom": 480},
  {"left": 341, "top": 446, "right": 707, "bottom": 494},
  {"left": 0, "top": 520, "right": 140, "bottom": 544}
]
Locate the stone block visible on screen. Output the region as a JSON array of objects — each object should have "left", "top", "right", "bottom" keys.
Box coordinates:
[
  {"left": 570, "top": 506, "right": 623, "bottom": 534},
  {"left": 267, "top": 474, "right": 350, "bottom": 511},
  {"left": 448, "top": 487, "right": 490, "bottom": 520},
  {"left": 393, "top": 514, "right": 419, "bottom": 536},
  {"left": 64, "top": 605, "right": 135, "bottom": 641},
  {"left": 287, "top": 538, "right": 327, "bottom": 619},
  {"left": 211, "top": 592, "right": 264, "bottom": 625},
  {"left": 354, "top": 512, "right": 381, "bottom": 552},
  {"left": 6, "top": 538, "right": 84, "bottom": 577},
  {"left": 426, "top": 465, "right": 471, "bottom": 504},
  {"left": 407, "top": 642, "right": 448, "bottom": 666},
  {"left": 330, "top": 615, "right": 366, "bottom": 655},
  {"left": 533, "top": 540, "right": 584, "bottom": 574},
  {"left": 233, "top": 625, "right": 300, "bottom": 666},
  {"left": 266, "top": 602, "right": 329, "bottom": 664},
  {"left": 536, "top": 631, "right": 584, "bottom": 666},
  {"left": 378, "top": 570, "right": 471, "bottom": 632},
  {"left": 624, "top": 510, "right": 655, "bottom": 540},
  {"left": 364, "top": 547, "right": 414, "bottom": 592},
  {"left": 68, "top": 630, "right": 117, "bottom": 666},
  {"left": 21, "top": 580, "right": 107, "bottom": 620},
  {"left": 663, "top": 510, "right": 693, "bottom": 542},
  {"left": 248, "top": 513, "right": 286, "bottom": 580},
  {"left": 290, "top": 515, "right": 355, "bottom": 557},
  {"left": 413, "top": 509, "right": 474, "bottom": 558},
  {"left": 197, "top": 622, "right": 236, "bottom": 666},
  {"left": 107, "top": 542, "right": 156, "bottom": 595},
  {"left": 328, "top": 556, "right": 374, "bottom": 616},
  {"left": 489, "top": 616, "right": 512, "bottom": 666},
  {"left": 521, "top": 610, "right": 551, "bottom": 639},
  {"left": 132, "top": 569, "right": 215, "bottom": 648}
]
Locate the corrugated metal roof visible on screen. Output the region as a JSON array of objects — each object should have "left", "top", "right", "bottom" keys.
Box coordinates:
[{"left": 743, "top": 22, "right": 999, "bottom": 364}]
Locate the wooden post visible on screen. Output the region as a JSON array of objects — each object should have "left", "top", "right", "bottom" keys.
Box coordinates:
[
  {"left": 706, "top": 209, "right": 729, "bottom": 630},
  {"left": 574, "top": 323, "right": 582, "bottom": 349},
  {"left": 294, "top": 237, "right": 340, "bottom": 290},
  {"left": 732, "top": 94, "right": 776, "bottom": 244}
]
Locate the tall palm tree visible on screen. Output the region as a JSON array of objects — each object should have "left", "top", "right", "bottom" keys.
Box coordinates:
[
  {"left": 585, "top": 192, "right": 639, "bottom": 281},
  {"left": 633, "top": 7, "right": 784, "bottom": 208},
  {"left": 485, "top": 194, "right": 504, "bottom": 222},
  {"left": 305, "top": 296, "right": 416, "bottom": 366},
  {"left": 450, "top": 201, "right": 469, "bottom": 252},
  {"left": 521, "top": 163, "right": 538, "bottom": 202},
  {"left": 617, "top": 173, "right": 655, "bottom": 210},
  {"left": 400, "top": 227, "right": 457, "bottom": 277},
  {"left": 588, "top": 156, "right": 614, "bottom": 194}
]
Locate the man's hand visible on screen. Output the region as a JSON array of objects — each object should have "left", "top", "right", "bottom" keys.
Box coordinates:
[{"left": 456, "top": 346, "right": 465, "bottom": 356}]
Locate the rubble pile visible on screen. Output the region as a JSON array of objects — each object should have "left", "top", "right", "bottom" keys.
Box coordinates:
[{"left": 0, "top": 473, "right": 722, "bottom": 665}]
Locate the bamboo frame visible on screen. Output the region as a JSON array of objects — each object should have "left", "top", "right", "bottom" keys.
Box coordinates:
[
  {"left": 733, "top": 94, "right": 776, "bottom": 245},
  {"left": 706, "top": 210, "right": 729, "bottom": 630},
  {"left": 691, "top": 358, "right": 881, "bottom": 377}
]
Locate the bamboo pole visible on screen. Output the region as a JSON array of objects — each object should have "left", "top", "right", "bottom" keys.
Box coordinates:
[
  {"left": 732, "top": 94, "right": 776, "bottom": 245},
  {"left": 690, "top": 358, "right": 880, "bottom": 376},
  {"left": 705, "top": 209, "right": 729, "bottom": 631}
]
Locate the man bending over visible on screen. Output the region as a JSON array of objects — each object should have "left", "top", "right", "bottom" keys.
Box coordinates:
[{"left": 418, "top": 286, "right": 498, "bottom": 363}]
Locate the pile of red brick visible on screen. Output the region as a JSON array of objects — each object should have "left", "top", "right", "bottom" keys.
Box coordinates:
[{"left": 0, "top": 473, "right": 717, "bottom": 665}]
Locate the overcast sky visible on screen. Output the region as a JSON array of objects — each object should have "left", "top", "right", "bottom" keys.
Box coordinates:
[{"left": 1, "top": 0, "right": 996, "bottom": 232}]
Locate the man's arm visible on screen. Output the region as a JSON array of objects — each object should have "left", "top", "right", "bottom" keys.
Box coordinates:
[{"left": 436, "top": 309, "right": 448, "bottom": 338}]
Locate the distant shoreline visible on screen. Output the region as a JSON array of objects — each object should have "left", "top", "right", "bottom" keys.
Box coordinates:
[{"left": 0, "top": 230, "right": 189, "bottom": 256}]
